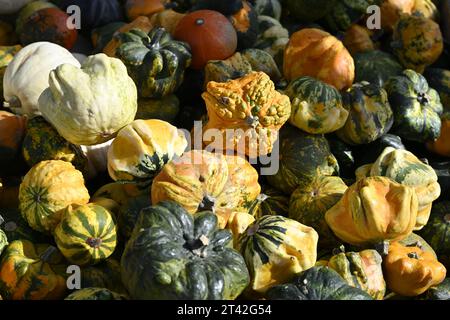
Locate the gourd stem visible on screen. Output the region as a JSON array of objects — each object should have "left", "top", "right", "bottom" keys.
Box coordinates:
[
  {"left": 198, "top": 195, "right": 216, "bottom": 212},
  {"left": 40, "top": 246, "right": 58, "bottom": 262}
]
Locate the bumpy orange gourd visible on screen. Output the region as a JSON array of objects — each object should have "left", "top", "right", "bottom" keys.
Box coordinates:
[
  {"left": 199, "top": 71, "right": 291, "bottom": 157},
  {"left": 151, "top": 150, "right": 261, "bottom": 228},
  {"left": 383, "top": 241, "right": 446, "bottom": 296},
  {"left": 283, "top": 28, "right": 355, "bottom": 90},
  {"left": 325, "top": 176, "right": 418, "bottom": 246}
]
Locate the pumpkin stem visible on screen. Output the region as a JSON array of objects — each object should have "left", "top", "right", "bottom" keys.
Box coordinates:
[
  {"left": 40, "top": 246, "right": 58, "bottom": 262},
  {"left": 198, "top": 195, "right": 216, "bottom": 212},
  {"left": 86, "top": 237, "right": 103, "bottom": 248},
  {"left": 375, "top": 240, "right": 390, "bottom": 257},
  {"left": 246, "top": 115, "right": 259, "bottom": 128},
  {"left": 147, "top": 27, "right": 166, "bottom": 50},
  {"left": 417, "top": 92, "right": 430, "bottom": 105}
]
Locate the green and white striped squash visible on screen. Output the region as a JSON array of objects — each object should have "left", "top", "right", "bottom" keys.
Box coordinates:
[
  {"left": 54, "top": 203, "right": 117, "bottom": 266},
  {"left": 286, "top": 76, "right": 348, "bottom": 134},
  {"left": 336, "top": 82, "right": 394, "bottom": 145},
  {"left": 237, "top": 215, "right": 318, "bottom": 294}
]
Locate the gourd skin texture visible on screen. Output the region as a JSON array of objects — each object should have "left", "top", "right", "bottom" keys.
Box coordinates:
[
  {"left": 54, "top": 204, "right": 117, "bottom": 266},
  {"left": 201, "top": 71, "right": 291, "bottom": 157},
  {"left": 65, "top": 288, "right": 127, "bottom": 300},
  {"left": 384, "top": 241, "right": 447, "bottom": 296},
  {"left": 151, "top": 150, "right": 261, "bottom": 229},
  {"left": 283, "top": 28, "right": 355, "bottom": 90},
  {"left": 248, "top": 186, "right": 289, "bottom": 219},
  {"left": 120, "top": 201, "right": 250, "bottom": 300},
  {"left": 337, "top": 82, "right": 394, "bottom": 145},
  {"left": 357, "top": 147, "right": 441, "bottom": 230},
  {"left": 237, "top": 215, "right": 318, "bottom": 293},
  {"left": 325, "top": 176, "right": 418, "bottom": 246},
  {"left": 0, "top": 240, "right": 68, "bottom": 300},
  {"left": 107, "top": 119, "right": 188, "bottom": 184},
  {"left": 39, "top": 53, "right": 138, "bottom": 146},
  {"left": 3, "top": 42, "right": 80, "bottom": 116},
  {"left": 385, "top": 69, "right": 443, "bottom": 143},
  {"left": 286, "top": 76, "right": 348, "bottom": 134},
  {"left": 18, "top": 160, "right": 90, "bottom": 235}
]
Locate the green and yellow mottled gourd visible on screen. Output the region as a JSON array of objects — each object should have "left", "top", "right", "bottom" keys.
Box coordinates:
[
  {"left": 54, "top": 203, "right": 117, "bottom": 266},
  {"left": 356, "top": 147, "right": 441, "bottom": 230},
  {"left": 286, "top": 76, "right": 348, "bottom": 134},
  {"left": 107, "top": 119, "right": 187, "bottom": 185},
  {"left": 22, "top": 116, "right": 88, "bottom": 173},
  {"left": 327, "top": 249, "right": 386, "bottom": 300},
  {"left": 18, "top": 160, "right": 90, "bottom": 235},
  {"left": 336, "top": 82, "right": 394, "bottom": 145},
  {"left": 289, "top": 176, "right": 347, "bottom": 249},
  {"left": 247, "top": 186, "right": 289, "bottom": 219},
  {"left": 237, "top": 215, "right": 318, "bottom": 294}
]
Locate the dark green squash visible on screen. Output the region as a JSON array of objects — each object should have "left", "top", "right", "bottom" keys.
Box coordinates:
[
  {"left": 265, "top": 266, "right": 373, "bottom": 300},
  {"left": 118, "top": 194, "right": 152, "bottom": 239},
  {"left": 385, "top": 69, "right": 443, "bottom": 143},
  {"left": 337, "top": 82, "right": 394, "bottom": 145},
  {"left": 120, "top": 201, "right": 250, "bottom": 300},
  {"left": 266, "top": 124, "right": 340, "bottom": 195},
  {"left": 0, "top": 208, "right": 51, "bottom": 243},
  {"left": 419, "top": 201, "right": 450, "bottom": 268},
  {"left": 327, "top": 137, "right": 356, "bottom": 179},
  {"left": 65, "top": 288, "right": 127, "bottom": 300},
  {"left": 353, "top": 50, "right": 403, "bottom": 88},
  {"left": 424, "top": 68, "right": 450, "bottom": 110},
  {"left": 325, "top": 0, "right": 382, "bottom": 32},
  {"left": 247, "top": 186, "right": 289, "bottom": 219},
  {"left": 115, "top": 27, "right": 192, "bottom": 98},
  {"left": 80, "top": 259, "right": 127, "bottom": 294},
  {"left": 353, "top": 134, "right": 406, "bottom": 167}
]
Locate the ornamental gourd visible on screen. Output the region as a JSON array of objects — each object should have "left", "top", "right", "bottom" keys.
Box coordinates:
[
  {"left": 121, "top": 201, "right": 250, "bottom": 300},
  {"left": 249, "top": 0, "right": 281, "bottom": 20},
  {"left": 18, "top": 160, "right": 90, "bottom": 234},
  {"left": 199, "top": 71, "right": 291, "bottom": 157},
  {"left": 286, "top": 76, "right": 348, "bottom": 134},
  {"left": 108, "top": 119, "right": 188, "bottom": 185},
  {"left": 0, "top": 111, "right": 27, "bottom": 164},
  {"left": 151, "top": 150, "right": 261, "bottom": 229},
  {"left": 149, "top": 9, "right": 186, "bottom": 36},
  {"left": 54, "top": 204, "right": 117, "bottom": 266},
  {"left": 283, "top": 28, "right": 355, "bottom": 90},
  {"left": 325, "top": 176, "right": 418, "bottom": 246},
  {"left": 266, "top": 124, "right": 339, "bottom": 195},
  {"left": 247, "top": 186, "right": 289, "bottom": 219},
  {"left": 336, "top": 82, "right": 394, "bottom": 145},
  {"left": 325, "top": 0, "right": 382, "bottom": 32},
  {"left": 380, "top": 0, "right": 415, "bottom": 31},
  {"left": 356, "top": 147, "right": 441, "bottom": 230},
  {"left": 38, "top": 53, "right": 138, "bottom": 146},
  {"left": 254, "top": 15, "right": 289, "bottom": 65},
  {"left": 343, "top": 24, "right": 377, "bottom": 55},
  {"left": 115, "top": 27, "right": 192, "bottom": 99},
  {"left": 327, "top": 249, "right": 386, "bottom": 300},
  {"left": 15, "top": 0, "right": 57, "bottom": 36},
  {"left": 385, "top": 69, "right": 443, "bottom": 142},
  {"left": 118, "top": 195, "right": 152, "bottom": 239},
  {"left": 65, "top": 288, "right": 127, "bottom": 300},
  {"left": 21, "top": 116, "right": 87, "bottom": 173},
  {"left": 392, "top": 13, "right": 443, "bottom": 73},
  {"left": 0, "top": 45, "right": 22, "bottom": 101},
  {"left": 237, "top": 215, "right": 318, "bottom": 293},
  {"left": 424, "top": 68, "right": 450, "bottom": 110},
  {"left": 0, "top": 228, "right": 7, "bottom": 256},
  {"left": 383, "top": 241, "right": 447, "bottom": 296},
  {"left": 3, "top": 42, "right": 81, "bottom": 116},
  {"left": 289, "top": 176, "right": 348, "bottom": 249},
  {"left": 0, "top": 241, "right": 68, "bottom": 300},
  {"left": 266, "top": 266, "right": 372, "bottom": 300}
]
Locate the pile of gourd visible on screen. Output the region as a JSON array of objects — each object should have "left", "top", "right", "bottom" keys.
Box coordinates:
[{"left": 1, "top": 0, "right": 450, "bottom": 301}]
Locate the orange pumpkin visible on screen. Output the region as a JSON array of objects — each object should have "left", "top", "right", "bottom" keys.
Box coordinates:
[
  {"left": 383, "top": 241, "right": 446, "bottom": 296},
  {"left": 103, "top": 16, "right": 153, "bottom": 57},
  {"left": 125, "top": 0, "right": 167, "bottom": 21},
  {"left": 343, "top": 24, "right": 377, "bottom": 55},
  {"left": 174, "top": 10, "right": 238, "bottom": 70},
  {"left": 426, "top": 114, "right": 450, "bottom": 157},
  {"left": 151, "top": 149, "right": 261, "bottom": 228},
  {"left": 0, "top": 111, "right": 27, "bottom": 163},
  {"left": 283, "top": 28, "right": 355, "bottom": 90},
  {"left": 381, "top": 0, "right": 415, "bottom": 32}
]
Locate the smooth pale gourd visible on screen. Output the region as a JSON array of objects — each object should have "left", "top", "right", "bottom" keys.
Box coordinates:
[{"left": 3, "top": 42, "right": 81, "bottom": 116}]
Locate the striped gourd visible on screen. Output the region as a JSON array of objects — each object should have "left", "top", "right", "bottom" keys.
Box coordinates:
[
  {"left": 237, "top": 215, "right": 318, "bottom": 293},
  {"left": 65, "top": 287, "right": 127, "bottom": 300},
  {"left": 54, "top": 204, "right": 117, "bottom": 266},
  {"left": 286, "top": 76, "right": 348, "bottom": 135},
  {"left": 289, "top": 176, "right": 347, "bottom": 249},
  {"left": 247, "top": 186, "right": 289, "bottom": 219}
]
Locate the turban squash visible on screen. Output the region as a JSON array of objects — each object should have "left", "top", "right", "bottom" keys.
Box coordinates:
[
  {"left": 198, "top": 71, "right": 291, "bottom": 158},
  {"left": 151, "top": 149, "right": 261, "bottom": 229},
  {"left": 325, "top": 176, "right": 418, "bottom": 246}
]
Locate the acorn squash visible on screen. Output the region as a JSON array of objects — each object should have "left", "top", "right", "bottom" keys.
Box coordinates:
[
  {"left": 237, "top": 215, "right": 318, "bottom": 293},
  {"left": 38, "top": 53, "right": 138, "bottom": 146},
  {"left": 385, "top": 69, "right": 443, "bottom": 143},
  {"left": 121, "top": 201, "right": 250, "bottom": 300}
]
